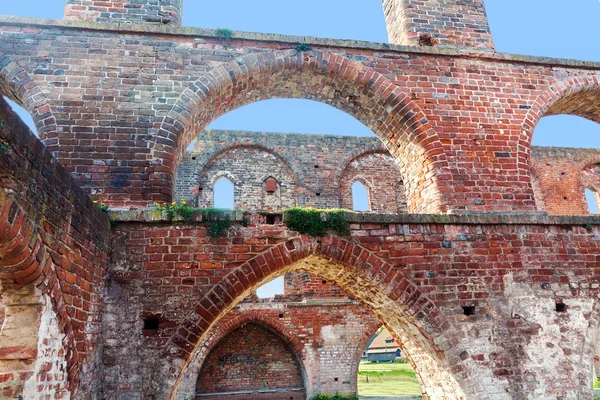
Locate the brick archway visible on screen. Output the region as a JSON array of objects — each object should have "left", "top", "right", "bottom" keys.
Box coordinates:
[
  {"left": 147, "top": 235, "right": 468, "bottom": 400},
  {"left": 521, "top": 76, "right": 600, "bottom": 215},
  {"left": 175, "top": 312, "right": 308, "bottom": 399},
  {"left": 152, "top": 50, "right": 450, "bottom": 213},
  {"left": 0, "top": 55, "right": 57, "bottom": 140},
  {"left": 522, "top": 76, "right": 600, "bottom": 145}
]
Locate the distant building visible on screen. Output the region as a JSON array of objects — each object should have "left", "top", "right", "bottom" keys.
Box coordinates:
[{"left": 363, "top": 328, "right": 402, "bottom": 363}]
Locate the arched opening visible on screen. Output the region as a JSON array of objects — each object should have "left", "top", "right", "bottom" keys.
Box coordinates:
[
  {"left": 340, "top": 151, "right": 407, "bottom": 213},
  {"left": 213, "top": 176, "right": 234, "bottom": 209},
  {"left": 3, "top": 97, "right": 37, "bottom": 135},
  {"left": 359, "top": 326, "right": 421, "bottom": 398},
  {"left": 352, "top": 181, "right": 370, "bottom": 211},
  {"left": 525, "top": 79, "right": 600, "bottom": 215},
  {"left": 174, "top": 99, "right": 419, "bottom": 212},
  {"left": 585, "top": 188, "right": 599, "bottom": 215},
  {"left": 196, "top": 322, "right": 306, "bottom": 399},
  {"left": 176, "top": 271, "right": 421, "bottom": 399},
  {"left": 167, "top": 238, "right": 466, "bottom": 400},
  {"left": 186, "top": 140, "right": 297, "bottom": 211},
  {"left": 256, "top": 276, "right": 284, "bottom": 299},
  {"left": 158, "top": 51, "right": 449, "bottom": 213}
]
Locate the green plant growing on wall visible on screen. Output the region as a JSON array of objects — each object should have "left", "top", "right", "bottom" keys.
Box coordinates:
[
  {"left": 215, "top": 27, "right": 233, "bottom": 48},
  {"left": 283, "top": 207, "right": 351, "bottom": 237},
  {"left": 154, "top": 201, "right": 245, "bottom": 237},
  {"left": 296, "top": 42, "right": 311, "bottom": 52},
  {"left": 215, "top": 28, "right": 233, "bottom": 39},
  {"left": 94, "top": 200, "right": 118, "bottom": 229},
  {"left": 309, "top": 394, "right": 358, "bottom": 400}
]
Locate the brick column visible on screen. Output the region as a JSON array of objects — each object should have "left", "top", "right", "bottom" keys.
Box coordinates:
[
  {"left": 382, "top": 0, "right": 495, "bottom": 51},
  {"left": 64, "top": 0, "right": 183, "bottom": 26}
]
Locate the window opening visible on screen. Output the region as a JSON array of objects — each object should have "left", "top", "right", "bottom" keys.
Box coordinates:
[
  {"left": 213, "top": 177, "right": 234, "bottom": 209},
  {"left": 586, "top": 188, "right": 599, "bottom": 214},
  {"left": 352, "top": 181, "right": 370, "bottom": 211}
]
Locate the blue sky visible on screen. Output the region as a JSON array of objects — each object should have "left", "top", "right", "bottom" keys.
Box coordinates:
[{"left": 3, "top": 1, "right": 600, "bottom": 295}]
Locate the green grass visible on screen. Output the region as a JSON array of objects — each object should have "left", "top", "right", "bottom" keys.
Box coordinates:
[{"left": 358, "top": 362, "right": 422, "bottom": 398}]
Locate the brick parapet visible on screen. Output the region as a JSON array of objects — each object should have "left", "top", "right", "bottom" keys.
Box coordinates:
[
  {"left": 1, "top": 15, "right": 599, "bottom": 69},
  {"left": 108, "top": 209, "right": 600, "bottom": 226}
]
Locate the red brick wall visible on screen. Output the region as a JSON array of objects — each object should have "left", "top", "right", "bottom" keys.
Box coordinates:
[
  {"left": 196, "top": 323, "right": 304, "bottom": 395},
  {"left": 0, "top": 96, "right": 110, "bottom": 397},
  {"left": 531, "top": 147, "right": 600, "bottom": 215},
  {"left": 3, "top": 19, "right": 600, "bottom": 212},
  {"left": 339, "top": 151, "right": 407, "bottom": 213},
  {"left": 174, "top": 291, "right": 380, "bottom": 399}
]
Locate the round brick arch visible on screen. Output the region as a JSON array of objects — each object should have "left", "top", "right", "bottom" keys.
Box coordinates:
[
  {"left": 521, "top": 76, "right": 600, "bottom": 214},
  {"left": 153, "top": 50, "right": 451, "bottom": 213},
  {"left": 174, "top": 311, "right": 308, "bottom": 399},
  {"left": 0, "top": 55, "right": 57, "bottom": 140},
  {"left": 148, "top": 235, "right": 469, "bottom": 400}
]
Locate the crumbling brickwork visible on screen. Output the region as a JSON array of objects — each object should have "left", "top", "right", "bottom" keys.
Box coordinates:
[
  {"left": 0, "top": 97, "right": 109, "bottom": 398},
  {"left": 1, "top": 1, "right": 600, "bottom": 400}
]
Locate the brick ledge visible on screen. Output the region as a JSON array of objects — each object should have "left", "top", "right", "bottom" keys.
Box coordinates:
[
  {"left": 108, "top": 209, "right": 600, "bottom": 226},
  {"left": 1, "top": 15, "right": 599, "bottom": 69}
]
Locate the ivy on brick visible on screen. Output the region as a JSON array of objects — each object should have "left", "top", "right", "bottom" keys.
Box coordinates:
[{"left": 283, "top": 207, "right": 351, "bottom": 237}]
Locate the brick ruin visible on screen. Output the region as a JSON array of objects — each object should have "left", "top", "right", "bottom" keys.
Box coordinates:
[{"left": 1, "top": 1, "right": 600, "bottom": 399}]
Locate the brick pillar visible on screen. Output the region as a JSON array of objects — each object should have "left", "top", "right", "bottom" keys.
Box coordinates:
[
  {"left": 64, "top": 0, "right": 183, "bottom": 26},
  {"left": 382, "top": 0, "right": 495, "bottom": 51}
]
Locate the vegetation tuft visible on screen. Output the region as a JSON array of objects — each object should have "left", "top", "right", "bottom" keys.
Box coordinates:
[
  {"left": 283, "top": 207, "right": 351, "bottom": 237},
  {"left": 94, "top": 201, "right": 109, "bottom": 212},
  {"left": 154, "top": 201, "right": 247, "bottom": 237},
  {"left": 94, "top": 201, "right": 117, "bottom": 229},
  {"left": 215, "top": 28, "right": 233, "bottom": 39},
  {"left": 296, "top": 42, "right": 311, "bottom": 52},
  {"left": 310, "top": 394, "right": 358, "bottom": 400}
]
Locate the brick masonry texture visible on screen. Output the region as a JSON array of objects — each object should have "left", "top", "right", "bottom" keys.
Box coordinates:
[
  {"left": 196, "top": 323, "right": 304, "bottom": 395},
  {"left": 1, "top": 1, "right": 600, "bottom": 400},
  {"left": 382, "top": 0, "right": 495, "bottom": 50},
  {"left": 64, "top": 0, "right": 183, "bottom": 26},
  {"left": 178, "top": 131, "right": 600, "bottom": 215},
  {"left": 0, "top": 97, "right": 109, "bottom": 398},
  {"left": 1, "top": 10, "right": 600, "bottom": 212},
  {"left": 175, "top": 130, "right": 406, "bottom": 212}
]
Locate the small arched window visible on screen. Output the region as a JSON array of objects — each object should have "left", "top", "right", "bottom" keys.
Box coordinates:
[
  {"left": 214, "top": 177, "right": 234, "bottom": 209},
  {"left": 352, "top": 181, "right": 370, "bottom": 211},
  {"left": 585, "top": 188, "right": 599, "bottom": 214}
]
